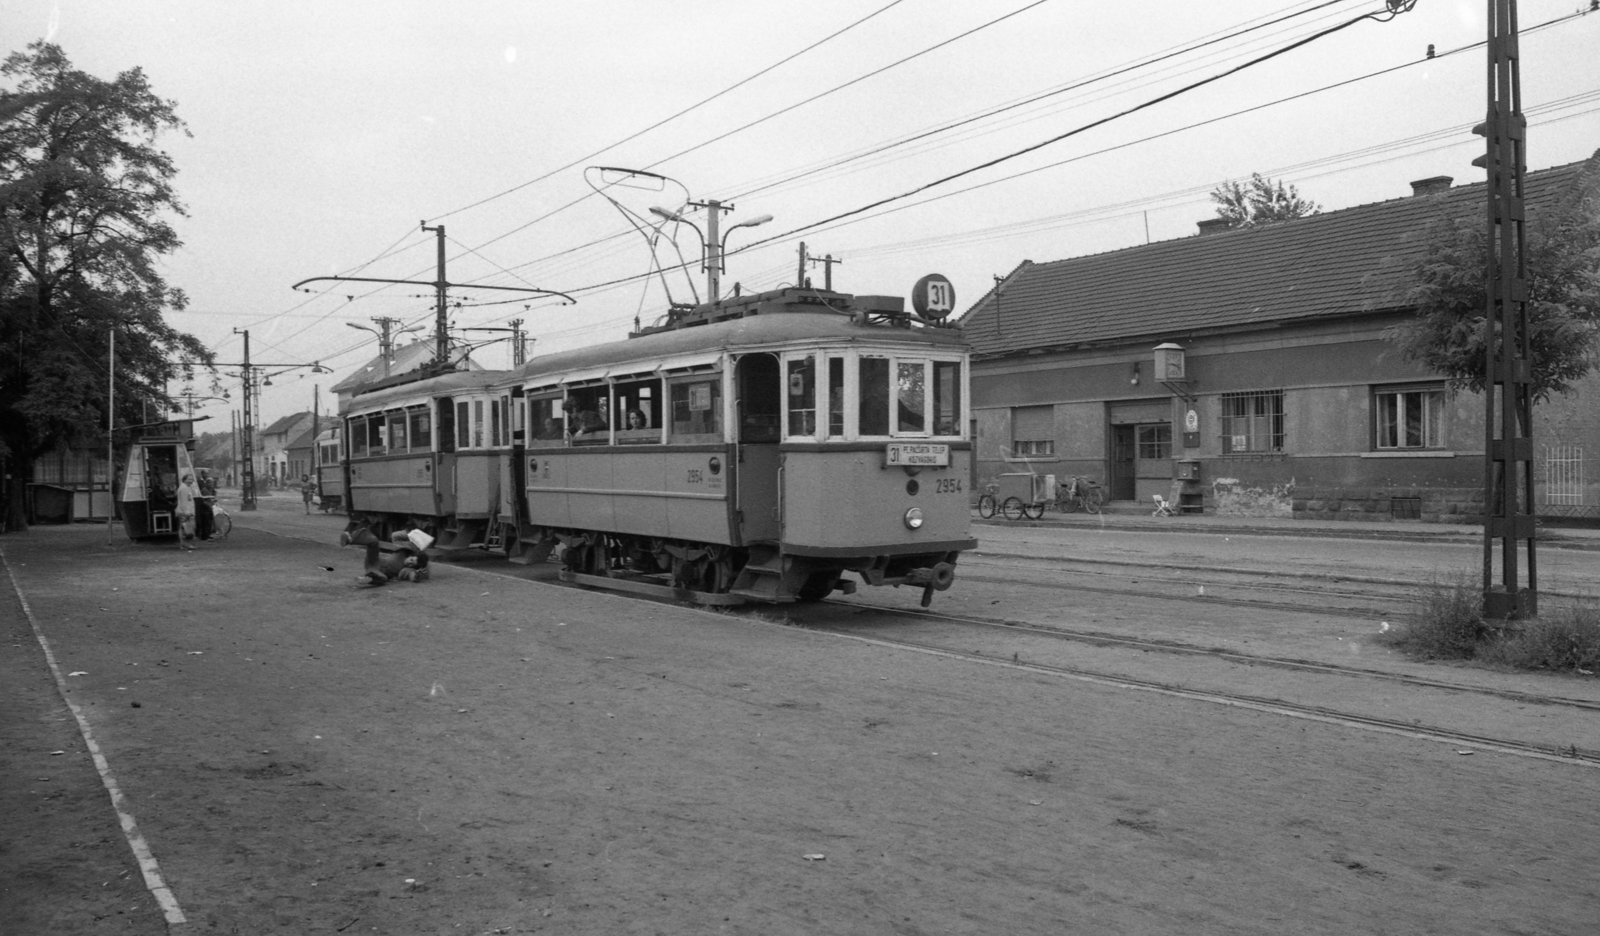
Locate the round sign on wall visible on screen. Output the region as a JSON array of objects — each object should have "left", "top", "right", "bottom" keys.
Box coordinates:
[
  {"left": 911, "top": 274, "right": 956, "bottom": 319},
  {"left": 1185, "top": 409, "right": 1200, "bottom": 433}
]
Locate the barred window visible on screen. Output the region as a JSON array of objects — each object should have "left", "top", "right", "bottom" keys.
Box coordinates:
[
  {"left": 1011, "top": 405, "right": 1054, "bottom": 458},
  {"left": 1220, "top": 390, "right": 1283, "bottom": 454},
  {"left": 1374, "top": 385, "right": 1444, "bottom": 449}
]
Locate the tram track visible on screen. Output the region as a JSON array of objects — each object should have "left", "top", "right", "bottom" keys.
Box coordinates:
[
  {"left": 789, "top": 620, "right": 1600, "bottom": 768},
  {"left": 819, "top": 600, "right": 1600, "bottom": 714}
]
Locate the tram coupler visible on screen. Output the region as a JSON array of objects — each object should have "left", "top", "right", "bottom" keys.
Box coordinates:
[{"left": 905, "top": 561, "right": 956, "bottom": 607}]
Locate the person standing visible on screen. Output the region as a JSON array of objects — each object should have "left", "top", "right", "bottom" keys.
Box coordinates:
[
  {"left": 175, "top": 473, "right": 199, "bottom": 550},
  {"left": 300, "top": 474, "right": 317, "bottom": 514}
]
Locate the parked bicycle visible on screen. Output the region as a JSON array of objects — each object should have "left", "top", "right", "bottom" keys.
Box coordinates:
[
  {"left": 976, "top": 484, "right": 999, "bottom": 519},
  {"left": 1052, "top": 476, "right": 1103, "bottom": 514}
]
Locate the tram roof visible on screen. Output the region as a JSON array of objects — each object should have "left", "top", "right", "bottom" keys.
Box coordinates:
[
  {"left": 342, "top": 368, "right": 511, "bottom": 414},
  {"left": 513, "top": 308, "right": 967, "bottom": 387}
]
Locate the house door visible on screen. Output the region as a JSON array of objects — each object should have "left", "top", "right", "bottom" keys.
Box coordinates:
[{"left": 1110, "top": 425, "right": 1136, "bottom": 500}]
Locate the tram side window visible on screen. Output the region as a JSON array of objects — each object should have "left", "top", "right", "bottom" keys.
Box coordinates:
[
  {"left": 669, "top": 377, "right": 721, "bottom": 442},
  {"left": 897, "top": 361, "right": 926, "bottom": 433},
  {"left": 437, "top": 398, "right": 455, "bottom": 453},
  {"left": 528, "top": 395, "right": 564, "bottom": 447},
  {"left": 408, "top": 406, "right": 432, "bottom": 453},
  {"left": 350, "top": 417, "right": 368, "bottom": 457},
  {"left": 933, "top": 361, "right": 962, "bottom": 437},
  {"left": 859, "top": 357, "right": 891, "bottom": 436},
  {"left": 827, "top": 357, "right": 845, "bottom": 437},
  {"left": 786, "top": 356, "right": 816, "bottom": 438},
  {"left": 566, "top": 386, "right": 609, "bottom": 443},
  {"left": 491, "top": 399, "right": 502, "bottom": 447},
  {"left": 387, "top": 411, "right": 408, "bottom": 453},
  {"left": 614, "top": 377, "right": 661, "bottom": 443},
  {"left": 472, "top": 400, "right": 484, "bottom": 448},
  {"left": 367, "top": 415, "right": 386, "bottom": 456},
  {"left": 456, "top": 402, "right": 470, "bottom": 450}
]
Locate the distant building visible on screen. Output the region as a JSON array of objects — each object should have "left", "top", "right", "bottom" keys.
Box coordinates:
[
  {"left": 958, "top": 150, "right": 1600, "bottom": 522},
  {"left": 256, "top": 412, "right": 315, "bottom": 488}
]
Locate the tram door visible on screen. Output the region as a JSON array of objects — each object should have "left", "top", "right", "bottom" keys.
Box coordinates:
[{"left": 733, "top": 354, "right": 782, "bottom": 543}]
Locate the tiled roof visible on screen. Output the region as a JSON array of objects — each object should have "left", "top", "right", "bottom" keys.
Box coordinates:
[
  {"left": 957, "top": 151, "right": 1598, "bottom": 357},
  {"left": 260, "top": 411, "right": 313, "bottom": 436}
]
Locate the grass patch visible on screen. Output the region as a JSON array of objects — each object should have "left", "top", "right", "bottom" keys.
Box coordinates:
[{"left": 1379, "top": 571, "right": 1600, "bottom": 673}]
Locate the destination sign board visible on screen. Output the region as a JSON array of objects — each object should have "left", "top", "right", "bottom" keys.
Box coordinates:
[{"left": 885, "top": 442, "right": 950, "bottom": 467}]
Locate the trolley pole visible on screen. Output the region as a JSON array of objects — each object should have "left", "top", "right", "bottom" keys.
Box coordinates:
[{"left": 1478, "top": 0, "right": 1536, "bottom": 618}]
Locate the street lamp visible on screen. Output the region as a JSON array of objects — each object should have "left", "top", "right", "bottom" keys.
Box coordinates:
[{"left": 650, "top": 200, "right": 773, "bottom": 302}]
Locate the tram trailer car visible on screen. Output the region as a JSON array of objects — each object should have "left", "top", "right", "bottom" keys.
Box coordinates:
[
  {"left": 510, "top": 285, "right": 977, "bottom": 606},
  {"left": 312, "top": 426, "right": 345, "bottom": 512},
  {"left": 340, "top": 369, "right": 516, "bottom": 548}
]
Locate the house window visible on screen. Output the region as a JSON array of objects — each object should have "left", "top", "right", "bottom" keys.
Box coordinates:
[
  {"left": 1011, "top": 405, "right": 1054, "bottom": 458},
  {"left": 1136, "top": 424, "right": 1172, "bottom": 460},
  {"left": 1374, "top": 385, "right": 1444, "bottom": 449},
  {"left": 1221, "top": 390, "right": 1283, "bottom": 453}
]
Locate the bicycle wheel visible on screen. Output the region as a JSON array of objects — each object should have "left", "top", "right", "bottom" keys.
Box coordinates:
[
  {"left": 1001, "top": 496, "right": 1025, "bottom": 521},
  {"left": 1082, "top": 486, "right": 1103, "bottom": 514},
  {"left": 977, "top": 493, "right": 996, "bottom": 519},
  {"left": 213, "top": 511, "right": 232, "bottom": 538},
  {"left": 1059, "top": 491, "right": 1081, "bottom": 513},
  {"left": 1021, "top": 501, "right": 1045, "bottom": 520}
]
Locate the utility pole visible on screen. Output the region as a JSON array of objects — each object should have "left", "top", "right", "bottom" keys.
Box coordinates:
[
  {"left": 993, "top": 274, "right": 1006, "bottom": 338},
  {"left": 1478, "top": 0, "right": 1536, "bottom": 619},
  {"left": 347, "top": 316, "right": 409, "bottom": 378},
  {"left": 420, "top": 221, "right": 449, "bottom": 368},
  {"left": 508, "top": 318, "right": 527, "bottom": 366},
  {"left": 797, "top": 242, "right": 808, "bottom": 287},
  {"left": 234, "top": 328, "right": 257, "bottom": 511},
  {"left": 293, "top": 228, "right": 572, "bottom": 375},
  {"left": 808, "top": 252, "right": 844, "bottom": 291},
  {"left": 311, "top": 383, "right": 320, "bottom": 480},
  {"left": 701, "top": 200, "right": 729, "bottom": 302}
]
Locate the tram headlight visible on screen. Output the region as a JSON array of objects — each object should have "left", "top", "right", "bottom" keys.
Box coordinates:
[{"left": 903, "top": 507, "right": 924, "bottom": 530}]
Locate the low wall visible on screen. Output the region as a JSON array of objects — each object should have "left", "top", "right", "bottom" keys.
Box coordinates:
[{"left": 1292, "top": 486, "right": 1483, "bottom": 523}]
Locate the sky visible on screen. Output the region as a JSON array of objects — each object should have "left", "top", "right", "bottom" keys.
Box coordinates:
[{"left": 4, "top": 0, "right": 1598, "bottom": 429}]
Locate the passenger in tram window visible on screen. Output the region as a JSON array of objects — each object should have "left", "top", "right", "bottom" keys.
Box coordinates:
[
  {"left": 563, "top": 398, "right": 606, "bottom": 437},
  {"left": 626, "top": 408, "right": 648, "bottom": 430}
]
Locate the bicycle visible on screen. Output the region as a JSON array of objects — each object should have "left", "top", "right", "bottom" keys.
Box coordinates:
[
  {"left": 1052, "top": 477, "right": 1104, "bottom": 514},
  {"left": 976, "top": 485, "right": 999, "bottom": 519}
]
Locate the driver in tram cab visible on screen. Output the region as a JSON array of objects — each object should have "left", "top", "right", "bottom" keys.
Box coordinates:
[{"left": 563, "top": 397, "right": 606, "bottom": 437}]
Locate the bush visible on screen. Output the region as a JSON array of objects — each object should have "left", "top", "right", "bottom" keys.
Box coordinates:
[
  {"left": 1378, "top": 571, "right": 1488, "bottom": 660},
  {"left": 1479, "top": 603, "right": 1600, "bottom": 672}
]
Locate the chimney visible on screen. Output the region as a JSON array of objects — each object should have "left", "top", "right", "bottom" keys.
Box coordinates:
[
  {"left": 1196, "top": 217, "right": 1233, "bottom": 236},
  {"left": 1410, "top": 175, "right": 1453, "bottom": 197}
]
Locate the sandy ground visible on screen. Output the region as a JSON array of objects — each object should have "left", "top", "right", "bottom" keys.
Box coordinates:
[{"left": 3, "top": 519, "right": 1599, "bottom": 935}]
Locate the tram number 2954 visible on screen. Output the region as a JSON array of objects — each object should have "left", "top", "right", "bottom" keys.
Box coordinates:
[
  {"left": 935, "top": 478, "right": 963, "bottom": 494},
  {"left": 686, "top": 468, "right": 704, "bottom": 484}
]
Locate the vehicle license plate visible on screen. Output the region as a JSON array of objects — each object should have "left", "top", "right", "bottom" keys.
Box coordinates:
[{"left": 885, "top": 443, "right": 950, "bottom": 467}]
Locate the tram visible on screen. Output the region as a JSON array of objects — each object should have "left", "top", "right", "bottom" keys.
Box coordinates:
[
  {"left": 336, "top": 283, "right": 975, "bottom": 606},
  {"left": 312, "top": 426, "right": 345, "bottom": 512}
]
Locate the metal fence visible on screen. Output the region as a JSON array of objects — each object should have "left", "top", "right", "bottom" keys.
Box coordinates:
[{"left": 1543, "top": 444, "right": 1585, "bottom": 506}]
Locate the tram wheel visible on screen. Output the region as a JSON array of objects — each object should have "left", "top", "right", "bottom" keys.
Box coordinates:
[{"left": 796, "top": 569, "right": 841, "bottom": 602}]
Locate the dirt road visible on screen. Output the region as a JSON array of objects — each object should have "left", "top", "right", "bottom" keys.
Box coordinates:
[{"left": 3, "top": 518, "right": 1598, "bottom": 934}]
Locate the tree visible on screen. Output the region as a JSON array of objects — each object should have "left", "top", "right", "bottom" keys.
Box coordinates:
[
  {"left": 1385, "top": 168, "right": 1600, "bottom": 402},
  {"left": 1209, "top": 173, "right": 1320, "bottom": 228},
  {"left": 1, "top": 42, "right": 209, "bottom": 531}
]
